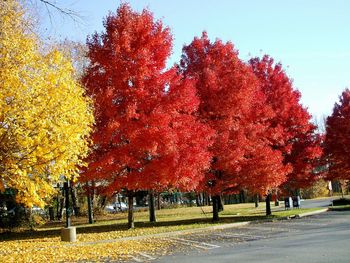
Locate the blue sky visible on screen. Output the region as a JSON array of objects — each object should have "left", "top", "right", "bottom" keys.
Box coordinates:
[{"left": 39, "top": 0, "right": 350, "bottom": 120}]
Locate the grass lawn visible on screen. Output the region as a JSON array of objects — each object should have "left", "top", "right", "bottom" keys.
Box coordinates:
[
  {"left": 1, "top": 202, "right": 323, "bottom": 241},
  {"left": 0, "top": 202, "right": 324, "bottom": 262}
]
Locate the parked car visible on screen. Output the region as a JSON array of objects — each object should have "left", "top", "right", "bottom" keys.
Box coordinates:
[
  {"left": 104, "top": 202, "right": 128, "bottom": 213},
  {"left": 32, "top": 206, "right": 46, "bottom": 215},
  {"left": 104, "top": 205, "right": 116, "bottom": 213},
  {"left": 115, "top": 202, "right": 127, "bottom": 211}
]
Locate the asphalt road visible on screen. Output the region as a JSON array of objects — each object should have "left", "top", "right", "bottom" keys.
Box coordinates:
[
  {"left": 152, "top": 210, "right": 350, "bottom": 263},
  {"left": 118, "top": 197, "right": 345, "bottom": 263}
]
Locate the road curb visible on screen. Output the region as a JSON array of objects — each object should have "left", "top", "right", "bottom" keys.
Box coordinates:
[{"left": 294, "top": 208, "right": 329, "bottom": 218}]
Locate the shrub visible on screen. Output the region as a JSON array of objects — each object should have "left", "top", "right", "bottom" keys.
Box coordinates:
[
  {"left": 332, "top": 198, "right": 350, "bottom": 206},
  {"left": 301, "top": 179, "right": 329, "bottom": 199}
]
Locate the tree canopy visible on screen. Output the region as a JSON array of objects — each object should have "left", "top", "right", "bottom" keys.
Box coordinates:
[
  {"left": 249, "top": 55, "right": 322, "bottom": 193},
  {"left": 0, "top": 0, "right": 94, "bottom": 207},
  {"left": 325, "top": 89, "right": 350, "bottom": 181},
  {"left": 180, "top": 34, "right": 289, "bottom": 197},
  {"left": 81, "top": 4, "right": 213, "bottom": 196}
]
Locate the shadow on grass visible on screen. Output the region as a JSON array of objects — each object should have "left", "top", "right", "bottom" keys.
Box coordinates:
[{"left": 0, "top": 214, "right": 270, "bottom": 242}]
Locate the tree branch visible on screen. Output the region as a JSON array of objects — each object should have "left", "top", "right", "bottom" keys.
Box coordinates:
[{"left": 36, "top": 0, "right": 83, "bottom": 24}]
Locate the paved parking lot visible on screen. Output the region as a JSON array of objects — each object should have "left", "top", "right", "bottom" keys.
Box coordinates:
[
  {"left": 153, "top": 210, "right": 350, "bottom": 263},
  {"left": 119, "top": 209, "right": 349, "bottom": 263}
]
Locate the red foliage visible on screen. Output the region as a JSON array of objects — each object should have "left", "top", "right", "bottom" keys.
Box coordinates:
[
  {"left": 81, "top": 4, "right": 213, "bottom": 195},
  {"left": 180, "top": 34, "right": 289, "bottom": 195},
  {"left": 325, "top": 89, "right": 350, "bottom": 180},
  {"left": 249, "top": 55, "right": 322, "bottom": 193}
]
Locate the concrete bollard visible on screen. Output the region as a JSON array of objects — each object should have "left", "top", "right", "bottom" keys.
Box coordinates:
[{"left": 61, "top": 227, "right": 77, "bottom": 242}]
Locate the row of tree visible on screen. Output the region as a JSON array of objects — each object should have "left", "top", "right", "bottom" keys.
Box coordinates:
[
  {"left": 0, "top": 1, "right": 348, "bottom": 229},
  {"left": 79, "top": 4, "right": 322, "bottom": 227}
]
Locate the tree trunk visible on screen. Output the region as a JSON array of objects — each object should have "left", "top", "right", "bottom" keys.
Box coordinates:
[
  {"left": 203, "top": 193, "right": 207, "bottom": 206},
  {"left": 58, "top": 194, "right": 65, "bottom": 221},
  {"left": 64, "top": 182, "right": 71, "bottom": 228},
  {"left": 156, "top": 193, "right": 161, "bottom": 210},
  {"left": 99, "top": 196, "right": 107, "bottom": 208},
  {"left": 266, "top": 193, "right": 272, "bottom": 216},
  {"left": 128, "top": 194, "right": 134, "bottom": 229},
  {"left": 86, "top": 183, "right": 94, "bottom": 224},
  {"left": 196, "top": 194, "right": 200, "bottom": 207},
  {"left": 49, "top": 206, "right": 55, "bottom": 221},
  {"left": 255, "top": 194, "right": 259, "bottom": 208},
  {"left": 56, "top": 183, "right": 60, "bottom": 220},
  {"left": 239, "top": 190, "right": 246, "bottom": 203},
  {"left": 235, "top": 194, "right": 239, "bottom": 204},
  {"left": 148, "top": 191, "right": 156, "bottom": 223},
  {"left": 212, "top": 195, "right": 220, "bottom": 222},
  {"left": 70, "top": 181, "right": 80, "bottom": 216},
  {"left": 91, "top": 181, "right": 96, "bottom": 208},
  {"left": 275, "top": 190, "right": 280, "bottom": 206},
  {"left": 87, "top": 192, "right": 93, "bottom": 224},
  {"left": 218, "top": 195, "right": 224, "bottom": 211},
  {"left": 339, "top": 180, "right": 348, "bottom": 198},
  {"left": 341, "top": 185, "right": 344, "bottom": 198}
]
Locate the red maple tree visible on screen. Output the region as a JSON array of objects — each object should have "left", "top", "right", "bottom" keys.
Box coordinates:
[
  {"left": 81, "top": 4, "right": 213, "bottom": 228},
  {"left": 325, "top": 89, "right": 350, "bottom": 181},
  {"left": 249, "top": 55, "right": 322, "bottom": 197},
  {"left": 180, "top": 34, "right": 289, "bottom": 219}
]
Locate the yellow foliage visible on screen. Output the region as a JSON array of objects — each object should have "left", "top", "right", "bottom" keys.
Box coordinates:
[
  {"left": 0, "top": 237, "right": 168, "bottom": 262},
  {"left": 0, "top": 1, "right": 94, "bottom": 207}
]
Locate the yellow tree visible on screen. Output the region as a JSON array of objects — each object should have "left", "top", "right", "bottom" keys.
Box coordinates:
[{"left": 0, "top": 0, "right": 94, "bottom": 207}]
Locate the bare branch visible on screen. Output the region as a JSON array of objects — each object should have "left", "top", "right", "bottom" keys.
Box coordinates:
[{"left": 38, "top": 0, "right": 82, "bottom": 22}]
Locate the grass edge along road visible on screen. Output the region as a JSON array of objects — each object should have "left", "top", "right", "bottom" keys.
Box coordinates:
[{"left": 0, "top": 203, "right": 326, "bottom": 262}]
